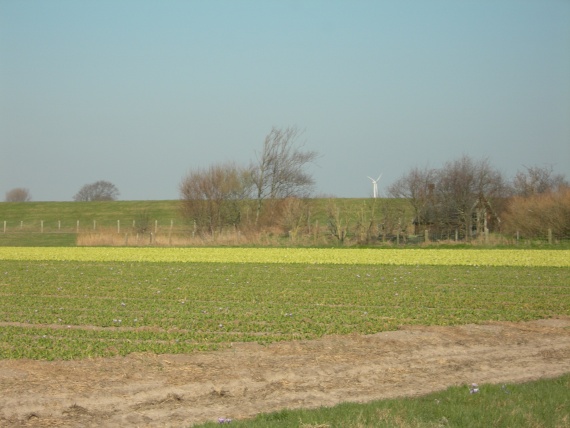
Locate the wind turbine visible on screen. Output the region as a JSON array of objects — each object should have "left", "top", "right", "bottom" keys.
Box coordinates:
[{"left": 367, "top": 174, "right": 382, "bottom": 198}]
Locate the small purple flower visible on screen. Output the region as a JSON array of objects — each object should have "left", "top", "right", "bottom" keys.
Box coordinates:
[
  {"left": 469, "top": 383, "right": 479, "bottom": 394},
  {"left": 218, "top": 417, "right": 232, "bottom": 424}
]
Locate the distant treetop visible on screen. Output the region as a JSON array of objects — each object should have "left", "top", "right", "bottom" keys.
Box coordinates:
[
  {"left": 73, "top": 181, "right": 119, "bottom": 201},
  {"left": 5, "top": 188, "right": 32, "bottom": 202}
]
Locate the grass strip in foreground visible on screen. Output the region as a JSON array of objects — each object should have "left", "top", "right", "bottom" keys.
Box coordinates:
[{"left": 194, "top": 374, "right": 570, "bottom": 428}]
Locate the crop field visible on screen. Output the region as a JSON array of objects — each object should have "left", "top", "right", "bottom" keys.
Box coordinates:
[
  {"left": 2, "top": 247, "right": 570, "bottom": 266},
  {"left": 1, "top": 247, "right": 568, "bottom": 360}
]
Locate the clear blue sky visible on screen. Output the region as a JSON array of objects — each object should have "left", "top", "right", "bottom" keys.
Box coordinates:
[{"left": 1, "top": 0, "right": 569, "bottom": 201}]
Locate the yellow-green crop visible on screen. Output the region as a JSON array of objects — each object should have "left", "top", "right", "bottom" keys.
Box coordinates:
[{"left": 0, "top": 247, "right": 568, "bottom": 267}]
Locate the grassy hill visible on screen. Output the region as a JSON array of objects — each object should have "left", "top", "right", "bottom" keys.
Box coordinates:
[
  {"left": 0, "top": 200, "right": 182, "bottom": 231},
  {"left": 0, "top": 198, "right": 411, "bottom": 247},
  {"left": 0, "top": 200, "right": 182, "bottom": 246}
]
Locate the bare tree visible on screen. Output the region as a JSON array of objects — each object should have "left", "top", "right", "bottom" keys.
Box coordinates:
[
  {"left": 434, "top": 156, "right": 507, "bottom": 238},
  {"left": 354, "top": 199, "right": 379, "bottom": 244},
  {"left": 277, "top": 197, "right": 311, "bottom": 241},
  {"left": 133, "top": 209, "right": 151, "bottom": 234},
  {"left": 179, "top": 162, "right": 253, "bottom": 235},
  {"left": 326, "top": 199, "right": 350, "bottom": 244},
  {"left": 389, "top": 156, "right": 507, "bottom": 240},
  {"left": 5, "top": 188, "right": 31, "bottom": 202},
  {"left": 503, "top": 186, "right": 570, "bottom": 238},
  {"left": 387, "top": 166, "right": 437, "bottom": 233},
  {"left": 251, "top": 127, "right": 319, "bottom": 224},
  {"left": 512, "top": 165, "right": 568, "bottom": 197},
  {"left": 376, "top": 198, "right": 411, "bottom": 243},
  {"left": 73, "top": 181, "right": 119, "bottom": 201}
]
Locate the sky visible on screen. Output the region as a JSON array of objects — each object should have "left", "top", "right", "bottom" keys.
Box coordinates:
[{"left": 1, "top": 0, "right": 569, "bottom": 201}]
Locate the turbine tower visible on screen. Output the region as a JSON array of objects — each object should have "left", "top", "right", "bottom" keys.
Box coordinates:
[{"left": 367, "top": 174, "right": 382, "bottom": 198}]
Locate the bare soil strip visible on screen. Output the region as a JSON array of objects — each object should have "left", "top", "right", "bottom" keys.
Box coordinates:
[{"left": 1, "top": 317, "right": 569, "bottom": 427}]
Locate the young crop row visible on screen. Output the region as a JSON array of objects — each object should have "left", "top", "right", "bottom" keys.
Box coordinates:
[
  {"left": 1, "top": 247, "right": 569, "bottom": 267},
  {"left": 1, "top": 260, "right": 568, "bottom": 360}
]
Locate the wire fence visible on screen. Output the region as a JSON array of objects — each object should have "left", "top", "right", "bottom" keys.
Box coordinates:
[
  {"left": 1, "top": 218, "right": 181, "bottom": 234},
  {"left": 1, "top": 218, "right": 569, "bottom": 247},
  {"left": 393, "top": 230, "right": 570, "bottom": 246}
]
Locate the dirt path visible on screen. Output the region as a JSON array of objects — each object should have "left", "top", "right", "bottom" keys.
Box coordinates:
[{"left": 1, "top": 318, "right": 569, "bottom": 427}]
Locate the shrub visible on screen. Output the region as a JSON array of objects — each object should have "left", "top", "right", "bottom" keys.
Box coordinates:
[{"left": 502, "top": 186, "right": 570, "bottom": 238}]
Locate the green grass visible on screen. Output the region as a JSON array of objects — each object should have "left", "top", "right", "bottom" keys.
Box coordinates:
[
  {"left": 0, "top": 200, "right": 184, "bottom": 232},
  {"left": 194, "top": 374, "right": 570, "bottom": 427},
  {"left": 0, "top": 199, "right": 401, "bottom": 231},
  {"left": 0, "top": 232, "right": 77, "bottom": 246},
  {"left": 1, "top": 261, "right": 568, "bottom": 360},
  {"left": 0, "top": 198, "right": 412, "bottom": 246},
  {"left": 2, "top": 199, "right": 567, "bottom": 248}
]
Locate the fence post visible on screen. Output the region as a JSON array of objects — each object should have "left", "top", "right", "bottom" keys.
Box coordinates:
[
  {"left": 41, "top": 220, "right": 44, "bottom": 233},
  {"left": 397, "top": 218, "right": 401, "bottom": 245},
  {"left": 155, "top": 220, "right": 158, "bottom": 234},
  {"left": 93, "top": 220, "right": 97, "bottom": 230},
  {"left": 548, "top": 228, "right": 552, "bottom": 245},
  {"left": 117, "top": 220, "right": 120, "bottom": 234},
  {"left": 20, "top": 221, "right": 23, "bottom": 230},
  {"left": 76, "top": 220, "right": 79, "bottom": 233},
  {"left": 314, "top": 220, "right": 319, "bottom": 244},
  {"left": 58, "top": 220, "right": 61, "bottom": 230},
  {"left": 424, "top": 229, "right": 429, "bottom": 243},
  {"left": 3, "top": 221, "right": 6, "bottom": 233}
]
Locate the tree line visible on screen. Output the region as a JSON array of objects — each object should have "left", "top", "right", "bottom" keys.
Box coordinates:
[
  {"left": 387, "top": 158, "right": 569, "bottom": 241},
  {"left": 177, "top": 142, "right": 568, "bottom": 242},
  {"left": 179, "top": 126, "right": 318, "bottom": 235},
  {"left": 4, "top": 128, "right": 568, "bottom": 243},
  {"left": 4, "top": 181, "right": 120, "bottom": 203}
]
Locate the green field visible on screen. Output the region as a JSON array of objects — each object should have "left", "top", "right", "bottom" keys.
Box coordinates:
[
  {"left": 0, "top": 200, "right": 183, "bottom": 228},
  {"left": 1, "top": 245, "right": 569, "bottom": 426},
  {"left": 0, "top": 198, "right": 412, "bottom": 247},
  {"left": 2, "top": 199, "right": 567, "bottom": 249},
  {"left": 1, "top": 247, "right": 568, "bottom": 360},
  {"left": 0, "top": 199, "right": 395, "bottom": 230},
  {"left": 0, "top": 200, "right": 183, "bottom": 239}
]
